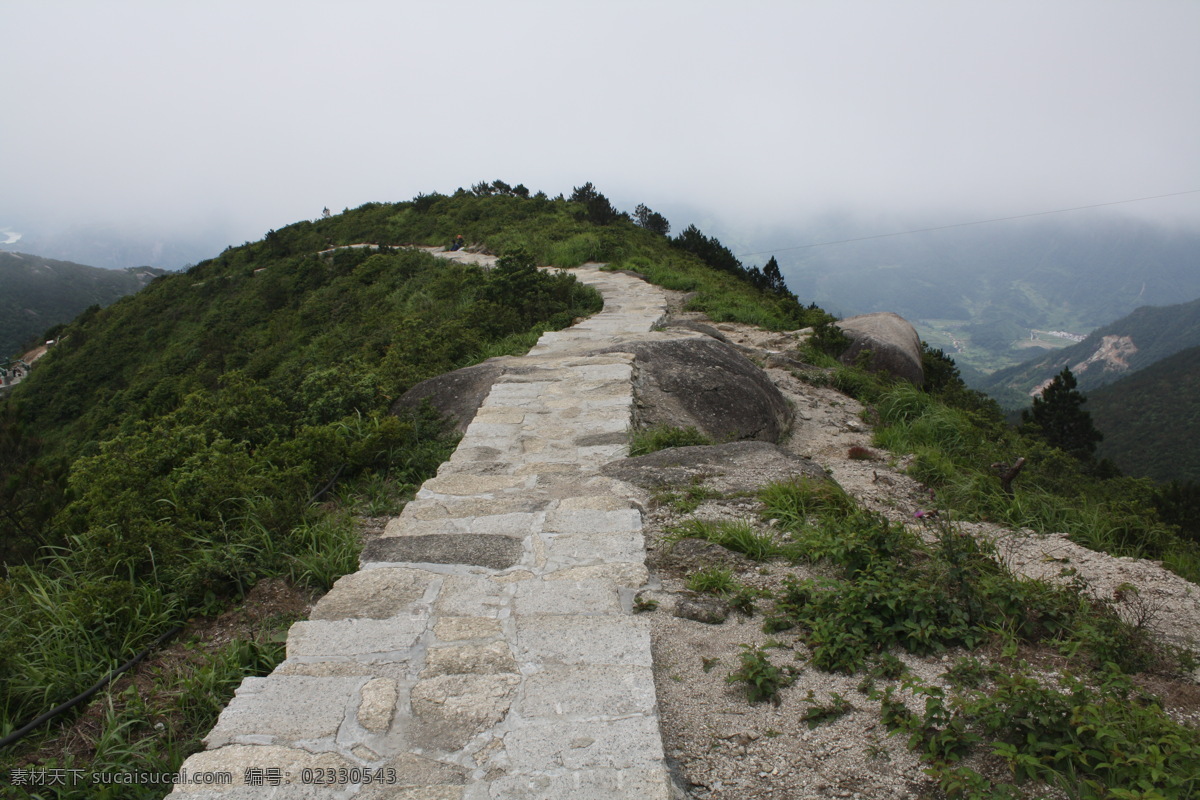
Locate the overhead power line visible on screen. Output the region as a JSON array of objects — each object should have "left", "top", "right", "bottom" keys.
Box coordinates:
[{"left": 735, "top": 189, "right": 1200, "bottom": 258}]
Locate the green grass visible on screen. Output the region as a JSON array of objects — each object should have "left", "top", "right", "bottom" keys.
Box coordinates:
[
  {"left": 628, "top": 425, "right": 713, "bottom": 457},
  {"left": 758, "top": 475, "right": 858, "bottom": 528},
  {"left": 747, "top": 471, "right": 1198, "bottom": 796},
  {"left": 862, "top": 371, "right": 1200, "bottom": 585},
  {"left": 652, "top": 480, "right": 720, "bottom": 513},
  {"left": 1, "top": 634, "right": 287, "bottom": 800},
  {"left": 685, "top": 566, "right": 738, "bottom": 595},
  {"left": 666, "top": 518, "right": 785, "bottom": 561}
]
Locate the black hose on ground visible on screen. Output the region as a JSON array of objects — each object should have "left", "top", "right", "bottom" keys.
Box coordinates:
[{"left": 0, "top": 624, "right": 184, "bottom": 750}]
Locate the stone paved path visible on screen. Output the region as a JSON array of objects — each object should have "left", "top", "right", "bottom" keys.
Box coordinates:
[{"left": 171, "top": 263, "right": 677, "bottom": 798}]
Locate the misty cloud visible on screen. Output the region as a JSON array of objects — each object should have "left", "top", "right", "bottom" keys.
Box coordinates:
[{"left": 3, "top": 0, "right": 1199, "bottom": 268}]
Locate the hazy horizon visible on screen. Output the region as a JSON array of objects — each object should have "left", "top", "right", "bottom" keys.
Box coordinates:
[{"left": 4, "top": 1, "right": 1200, "bottom": 270}]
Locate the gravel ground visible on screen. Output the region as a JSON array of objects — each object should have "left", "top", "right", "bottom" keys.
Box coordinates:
[{"left": 635, "top": 311, "right": 1200, "bottom": 800}]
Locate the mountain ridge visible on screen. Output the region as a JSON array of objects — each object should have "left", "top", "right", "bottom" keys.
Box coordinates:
[
  {"left": 3, "top": 187, "right": 1198, "bottom": 798},
  {"left": 0, "top": 250, "right": 165, "bottom": 359},
  {"left": 722, "top": 213, "right": 1200, "bottom": 375},
  {"left": 980, "top": 294, "right": 1200, "bottom": 407}
]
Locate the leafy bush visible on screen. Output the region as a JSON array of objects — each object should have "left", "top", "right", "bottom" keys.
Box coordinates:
[
  {"left": 726, "top": 645, "right": 792, "bottom": 704},
  {"left": 801, "top": 690, "right": 853, "bottom": 728},
  {"left": 805, "top": 319, "right": 850, "bottom": 360},
  {"left": 886, "top": 667, "right": 1200, "bottom": 799}
]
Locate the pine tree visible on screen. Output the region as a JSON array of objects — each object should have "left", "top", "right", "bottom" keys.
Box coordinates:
[
  {"left": 633, "top": 204, "right": 670, "bottom": 236},
  {"left": 1022, "top": 367, "right": 1103, "bottom": 460},
  {"left": 762, "top": 256, "right": 792, "bottom": 298},
  {"left": 569, "top": 182, "right": 621, "bottom": 225}
]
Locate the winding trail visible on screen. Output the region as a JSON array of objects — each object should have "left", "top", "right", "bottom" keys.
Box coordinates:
[{"left": 171, "top": 261, "right": 679, "bottom": 798}]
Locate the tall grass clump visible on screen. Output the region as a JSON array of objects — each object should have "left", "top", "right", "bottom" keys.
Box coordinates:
[
  {"left": 285, "top": 514, "right": 362, "bottom": 592},
  {"left": 544, "top": 232, "right": 604, "bottom": 267},
  {"left": 629, "top": 425, "right": 713, "bottom": 457},
  {"left": 758, "top": 475, "right": 858, "bottom": 528},
  {"left": 666, "top": 518, "right": 784, "bottom": 561},
  {"left": 0, "top": 567, "right": 182, "bottom": 732}
]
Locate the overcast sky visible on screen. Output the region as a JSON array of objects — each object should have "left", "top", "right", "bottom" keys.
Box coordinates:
[{"left": 4, "top": 0, "right": 1200, "bottom": 265}]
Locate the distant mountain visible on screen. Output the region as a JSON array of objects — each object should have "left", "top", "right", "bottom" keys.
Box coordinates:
[
  {"left": 0, "top": 221, "right": 235, "bottom": 271},
  {"left": 0, "top": 251, "right": 165, "bottom": 358},
  {"left": 979, "top": 295, "right": 1200, "bottom": 408},
  {"left": 740, "top": 213, "right": 1200, "bottom": 376},
  {"left": 1089, "top": 345, "right": 1200, "bottom": 483}
]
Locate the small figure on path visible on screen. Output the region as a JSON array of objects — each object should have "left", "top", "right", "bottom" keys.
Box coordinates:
[{"left": 449, "top": 234, "right": 465, "bottom": 251}]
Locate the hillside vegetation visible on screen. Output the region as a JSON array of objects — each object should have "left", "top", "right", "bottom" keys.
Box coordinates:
[
  {"left": 1089, "top": 345, "right": 1200, "bottom": 483},
  {"left": 0, "top": 183, "right": 825, "bottom": 793},
  {"left": 2, "top": 184, "right": 1196, "bottom": 798},
  {"left": 0, "top": 252, "right": 164, "bottom": 360}
]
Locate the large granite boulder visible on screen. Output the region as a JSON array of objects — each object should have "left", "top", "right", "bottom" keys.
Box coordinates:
[
  {"left": 388, "top": 357, "right": 514, "bottom": 434},
  {"left": 594, "top": 337, "right": 793, "bottom": 444},
  {"left": 391, "top": 333, "right": 792, "bottom": 445},
  {"left": 836, "top": 312, "right": 924, "bottom": 385}
]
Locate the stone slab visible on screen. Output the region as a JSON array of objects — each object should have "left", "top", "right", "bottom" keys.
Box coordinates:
[
  {"left": 433, "top": 574, "right": 509, "bottom": 617},
  {"left": 543, "top": 562, "right": 649, "bottom": 587},
  {"left": 410, "top": 497, "right": 548, "bottom": 520},
  {"left": 511, "top": 579, "right": 622, "bottom": 616},
  {"left": 310, "top": 568, "right": 436, "bottom": 620},
  {"left": 171, "top": 745, "right": 359, "bottom": 797},
  {"left": 516, "top": 665, "right": 658, "bottom": 718},
  {"left": 421, "top": 474, "right": 527, "bottom": 497},
  {"left": 412, "top": 673, "right": 522, "bottom": 750},
  {"left": 542, "top": 509, "right": 641, "bottom": 534},
  {"left": 502, "top": 715, "right": 664, "bottom": 770},
  {"left": 514, "top": 615, "right": 652, "bottom": 667},
  {"left": 357, "top": 677, "right": 398, "bottom": 732},
  {"left": 434, "top": 616, "right": 503, "bottom": 642},
  {"left": 361, "top": 534, "right": 523, "bottom": 570},
  {"left": 204, "top": 676, "right": 363, "bottom": 747},
  {"left": 287, "top": 617, "right": 426, "bottom": 662},
  {"left": 541, "top": 531, "right": 646, "bottom": 564},
  {"left": 423, "top": 640, "right": 517, "bottom": 677}
]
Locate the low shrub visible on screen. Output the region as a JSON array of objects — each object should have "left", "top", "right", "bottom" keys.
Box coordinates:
[{"left": 726, "top": 645, "right": 793, "bottom": 704}]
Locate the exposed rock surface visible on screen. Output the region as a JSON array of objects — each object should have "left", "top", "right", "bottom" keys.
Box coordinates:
[
  {"left": 836, "top": 311, "right": 924, "bottom": 385},
  {"left": 602, "top": 441, "right": 826, "bottom": 495},
  {"left": 390, "top": 332, "right": 791, "bottom": 446},
  {"left": 389, "top": 357, "right": 514, "bottom": 434},
  {"left": 594, "top": 336, "right": 794, "bottom": 444},
  {"left": 657, "top": 319, "right": 731, "bottom": 343}
]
